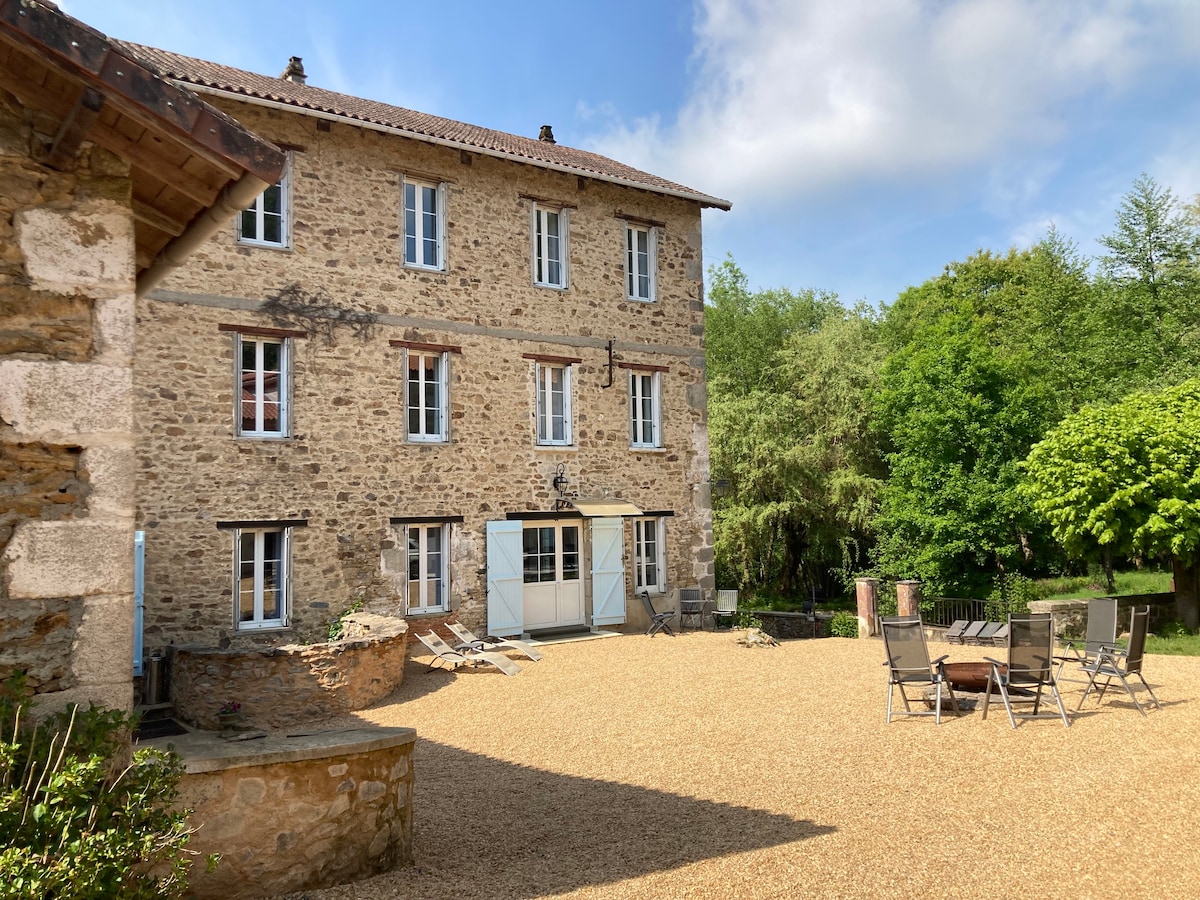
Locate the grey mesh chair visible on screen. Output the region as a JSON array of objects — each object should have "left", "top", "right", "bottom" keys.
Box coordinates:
[
  {"left": 678, "top": 587, "right": 706, "bottom": 631},
  {"left": 641, "top": 590, "right": 676, "bottom": 638},
  {"left": 881, "top": 615, "right": 961, "bottom": 725},
  {"left": 1076, "top": 606, "right": 1161, "bottom": 717},
  {"left": 1055, "top": 596, "right": 1118, "bottom": 684},
  {"left": 982, "top": 613, "right": 1071, "bottom": 728}
]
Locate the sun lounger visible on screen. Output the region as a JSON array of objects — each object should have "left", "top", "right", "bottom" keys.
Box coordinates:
[
  {"left": 944, "top": 620, "right": 970, "bottom": 644},
  {"left": 414, "top": 631, "right": 522, "bottom": 676},
  {"left": 446, "top": 622, "right": 544, "bottom": 661},
  {"left": 960, "top": 621, "right": 988, "bottom": 645}
]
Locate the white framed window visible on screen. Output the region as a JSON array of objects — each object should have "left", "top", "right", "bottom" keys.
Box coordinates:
[
  {"left": 629, "top": 370, "right": 662, "bottom": 448},
  {"left": 406, "top": 523, "right": 449, "bottom": 613},
  {"left": 238, "top": 335, "right": 290, "bottom": 438},
  {"left": 405, "top": 350, "right": 449, "bottom": 442},
  {"left": 634, "top": 517, "right": 665, "bottom": 593},
  {"left": 532, "top": 203, "right": 569, "bottom": 288},
  {"left": 234, "top": 527, "right": 291, "bottom": 630},
  {"left": 238, "top": 156, "right": 290, "bottom": 248},
  {"left": 402, "top": 177, "right": 446, "bottom": 270},
  {"left": 626, "top": 224, "right": 657, "bottom": 301},
  {"left": 522, "top": 523, "right": 580, "bottom": 584},
  {"left": 536, "top": 362, "right": 572, "bottom": 445}
]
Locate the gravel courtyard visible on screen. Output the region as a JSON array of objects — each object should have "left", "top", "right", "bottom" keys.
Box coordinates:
[{"left": 287, "top": 630, "right": 1200, "bottom": 900}]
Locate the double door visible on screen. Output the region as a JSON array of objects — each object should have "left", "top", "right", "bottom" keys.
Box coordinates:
[{"left": 521, "top": 521, "right": 584, "bottom": 630}]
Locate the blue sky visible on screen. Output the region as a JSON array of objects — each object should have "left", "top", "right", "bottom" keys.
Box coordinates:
[{"left": 64, "top": 0, "right": 1200, "bottom": 306}]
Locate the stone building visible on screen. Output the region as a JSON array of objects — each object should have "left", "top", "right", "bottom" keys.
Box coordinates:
[
  {"left": 126, "top": 45, "right": 730, "bottom": 655},
  {"left": 0, "top": 2, "right": 283, "bottom": 712}
]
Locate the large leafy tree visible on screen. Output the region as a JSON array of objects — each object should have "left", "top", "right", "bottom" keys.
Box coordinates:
[
  {"left": 1022, "top": 379, "right": 1200, "bottom": 628},
  {"left": 873, "top": 250, "right": 1062, "bottom": 595}
]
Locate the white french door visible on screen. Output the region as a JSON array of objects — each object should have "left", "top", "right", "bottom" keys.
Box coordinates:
[{"left": 521, "top": 521, "right": 584, "bottom": 629}]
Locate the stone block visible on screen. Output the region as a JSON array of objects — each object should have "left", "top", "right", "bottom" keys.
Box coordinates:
[
  {"left": 4, "top": 520, "right": 134, "bottom": 599},
  {"left": 71, "top": 593, "right": 134, "bottom": 684},
  {"left": 16, "top": 201, "right": 135, "bottom": 294},
  {"left": 0, "top": 360, "right": 132, "bottom": 438}
]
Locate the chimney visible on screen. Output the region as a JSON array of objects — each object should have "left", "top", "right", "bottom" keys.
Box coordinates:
[
  {"left": 538, "top": 125, "right": 556, "bottom": 144},
  {"left": 281, "top": 57, "right": 306, "bottom": 85}
]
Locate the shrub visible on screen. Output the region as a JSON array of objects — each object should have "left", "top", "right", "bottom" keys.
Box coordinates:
[
  {"left": 829, "top": 611, "right": 859, "bottom": 638},
  {"left": 327, "top": 597, "right": 365, "bottom": 641},
  {"left": 985, "top": 573, "right": 1048, "bottom": 622},
  {"left": 734, "top": 610, "right": 763, "bottom": 630},
  {"left": 0, "top": 676, "right": 210, "bottom": 899}
]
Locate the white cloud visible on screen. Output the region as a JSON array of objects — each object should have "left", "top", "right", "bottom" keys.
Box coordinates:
[{"left": 586, "top": 0, "right": 1190, "bottom": 205}]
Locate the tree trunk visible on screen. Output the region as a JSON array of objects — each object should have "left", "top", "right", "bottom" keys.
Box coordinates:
[
  {"left": 1172, "top": 556, "right": 1200, "bottom": 631},
  {"left": 1102, "top": 548, "right": 1115, "bottom": 594}
]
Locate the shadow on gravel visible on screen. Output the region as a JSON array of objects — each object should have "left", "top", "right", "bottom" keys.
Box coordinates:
[{"left": 339, "top": 739, "right": 834, "bottom": 898}]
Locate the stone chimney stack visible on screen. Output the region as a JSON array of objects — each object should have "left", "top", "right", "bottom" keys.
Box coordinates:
[
  {"left": 538, "top": 125, "right": 556, "bottom": 144},
  {"left": 281, "top": 57, "right": 306, "bottom": 85}
]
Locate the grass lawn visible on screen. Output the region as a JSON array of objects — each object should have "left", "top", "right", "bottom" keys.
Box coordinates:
[{"left": 1039, "top": 567, "right": 1172, "bottom": 600}]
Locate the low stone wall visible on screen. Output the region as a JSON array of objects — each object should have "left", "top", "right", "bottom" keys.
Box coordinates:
[
  {"left": 170, "top": 614, "right": 407, "bottom": 730},
  {"left": 170, "top": 726, "right": 415, "bottom": 899},
  {"left": 750, "top": 610, "right": 830, "bottom": 640},
  {"left": 1029, "top": 593, "right": 1176, "bottom": 638}
]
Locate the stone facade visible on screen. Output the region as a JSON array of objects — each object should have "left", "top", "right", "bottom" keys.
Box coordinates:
[
  {"left": 137, "top": 96, "right": 717, "bottom": 655},
  {"left": 0, "top": 93, "right": 137, "bottom": 713},
  {"left": 174, "top": 726, "right": 415, "bottom": 899}
]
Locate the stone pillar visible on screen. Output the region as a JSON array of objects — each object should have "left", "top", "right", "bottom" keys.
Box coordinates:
[
  {"left": 897, "top": 580, "right": 922, "bottom": 618},
  {"left": 0, "top": 109, "right": 138, "bottom": 716},
  {"left": 855, "top": 577, "right": 879, "bottom": 638}
]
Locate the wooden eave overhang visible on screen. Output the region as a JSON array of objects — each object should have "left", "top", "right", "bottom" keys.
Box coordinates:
[{"left": 0, "top": 0, "right": 285, "bottom": 296}]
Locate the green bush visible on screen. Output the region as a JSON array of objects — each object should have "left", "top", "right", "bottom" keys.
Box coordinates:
[
  {"left": 0, "top": 676, "right": 210, "bottom": 899},
  {"left": 734, "top": 610, "right": 763, "bottom": 630},
  {"left": 829, "top": 611, "right": 859, "bottom": 638},
  {"left": 326, "top": 597, "right": 365, "bottom": 641},
  {"left": 984, "top": 573, "right": 1048, "bottom": 622}
]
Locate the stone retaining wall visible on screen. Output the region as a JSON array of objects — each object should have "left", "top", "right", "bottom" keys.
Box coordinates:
[
  {"left": 751, "top": 610, "right": 830, "bottom": 640},
  {"left": 171, "top": 614, "right": 407, "bottom": 729},
  {"left": 174, "top": 726, "right": 415, "bottom": 899}
]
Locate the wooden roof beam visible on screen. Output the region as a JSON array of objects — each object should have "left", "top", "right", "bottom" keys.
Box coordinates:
[{"left": 40, "top": 86, "right": 104, "bottom": 169}]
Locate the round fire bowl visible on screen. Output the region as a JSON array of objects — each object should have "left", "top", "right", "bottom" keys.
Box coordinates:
[{"left": 943, "top": 661, "right": 1004, "bottom": 694}]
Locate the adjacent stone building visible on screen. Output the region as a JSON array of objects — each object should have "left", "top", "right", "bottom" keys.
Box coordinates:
[
  {"left": 124, "top": 45, "right": 730, "bottom": 657},
  {"left": 0, "top": 2, "right": 283, "bottom": 712}
]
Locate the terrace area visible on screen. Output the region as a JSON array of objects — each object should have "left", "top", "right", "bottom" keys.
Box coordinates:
[{"left": 260, "top": 629, "right": 1200, "bottom": 899}]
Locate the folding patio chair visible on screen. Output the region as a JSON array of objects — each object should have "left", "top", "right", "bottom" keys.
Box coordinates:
[
  {"left": 881, "top": 615, "right": 961, "bottom": 725},
  {"left": 446, "top": 621, "right": 544, "bottom": 661},
  {"left": 982, "top": 613, "right": 1071, "bottom": 728},
  {"left": 678, "top": 587, "right": 706, "bottom": 631},
  {"left": 414, "top": 631, "right": 523, "bottom": 676},
  {"left": 1076, "top": 606, "right": 1161, "bottom": 717},
  {"left": 714, "top": 589, "right": 739, "bottom": 629},
  {"left": 1055, "top": 596, "right": 1118, "bottom": 684},
  {"left": 641, "top": 590, "right": 676, "bottom": 637}
]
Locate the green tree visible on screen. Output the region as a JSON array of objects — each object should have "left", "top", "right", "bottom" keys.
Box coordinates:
[
  {"left": 1095, "top": 174, "right": 1200, "bottom": 387},
  {"left": 873, "top": 250, "right": 1062, "bottom": 595},
  {"left": 706, "top": 260, "right": 882, "bottom": 597},
  {"left": 1022, "top": 378, "right": 1200, "bottom": 628}
]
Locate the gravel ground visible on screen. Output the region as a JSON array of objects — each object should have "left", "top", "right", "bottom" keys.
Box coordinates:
[{"left": 283, "top": 630, "right": 1200, "bottom": 900}]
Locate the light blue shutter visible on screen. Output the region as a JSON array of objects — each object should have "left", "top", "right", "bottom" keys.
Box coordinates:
[
  {"left": 486, "top": 520, "right": 524, "bottom": 636},
  {"left": 591, "top": 518, "right": 626, "bottom": 626}
]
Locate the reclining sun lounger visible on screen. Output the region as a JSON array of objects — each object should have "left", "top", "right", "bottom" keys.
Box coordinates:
[
  {"left": 447, "top": 622, "right": 544, "bottom": 661},
  {"left": 960, "top": 621, "right": 988, "bottom": 645},
  {"left": 944, "top": 620, "right": 970, "bottom": 644},
  {"left": 414, "top": 631, "right": 522, "bottom": 676}
]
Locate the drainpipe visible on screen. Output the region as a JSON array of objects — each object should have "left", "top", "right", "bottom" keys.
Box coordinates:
[{"left": 136, "top": 172, "right": 271, "bottom": 298}]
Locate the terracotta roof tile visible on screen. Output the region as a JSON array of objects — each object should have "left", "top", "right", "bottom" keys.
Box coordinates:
[{"left": 117, "top": 42, "right": 731, "bottom": 211}]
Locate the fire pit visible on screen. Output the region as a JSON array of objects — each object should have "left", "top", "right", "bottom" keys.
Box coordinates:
[{"left": 942, "top": 661, "right": 1004, "bottom": 694}]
